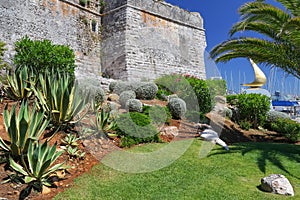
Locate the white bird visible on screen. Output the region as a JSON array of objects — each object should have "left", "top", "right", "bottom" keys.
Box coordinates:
[{"left": 196, "top": 124, "right": 229, "bottom": 151}]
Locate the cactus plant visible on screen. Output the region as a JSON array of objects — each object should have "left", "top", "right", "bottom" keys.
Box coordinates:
[
  {"left": 167, "top": 98, "right": 187, "bottom": 119},
  {"left": 109, "top": 81, "right": 117, "bottom": 92}
]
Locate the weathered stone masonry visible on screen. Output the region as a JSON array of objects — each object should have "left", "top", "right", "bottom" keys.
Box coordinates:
[
  {"left": 102, "top": 0, "right": 207, "bottom": 81},
  {"left": 0, "top": 0, "right": 101, "bottom": 77},
  {"left": 0, "top": 0, "right": 206, "bottom": 81}
]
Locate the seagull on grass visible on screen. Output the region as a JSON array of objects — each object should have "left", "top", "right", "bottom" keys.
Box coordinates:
[{"left": 196, "top": 124, "right": 229, "bottom": 151}]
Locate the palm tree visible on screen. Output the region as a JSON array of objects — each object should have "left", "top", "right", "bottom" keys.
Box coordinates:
[{"left": 210, "top": 0, "right": 300, "bottom": 78}]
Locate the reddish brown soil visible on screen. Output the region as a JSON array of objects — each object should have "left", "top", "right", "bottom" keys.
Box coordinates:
[{"left": 0, "top": 99, "right": 298, "bottom": 200}]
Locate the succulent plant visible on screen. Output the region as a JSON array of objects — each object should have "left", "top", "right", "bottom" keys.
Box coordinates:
[
  {"left": 167, "top": 98, "right": 187, "bottom": 119},
  {"left": 126, "top": 99, "right": 143, "bottom": 112},
  {"left": 135, "top": 82, "right": 158, "bottom": 100},
  {"left": 113, "top": 81, "right": 140, "bottom": 95},
  {"left": 266, "top": 110, "right": 290, "bottom": 122},
  {"left": 119, "top": 90, "right": 136, "bottom": 108},
  {"left": 109, "top": 81, "right": 117, "bottom": 92}
]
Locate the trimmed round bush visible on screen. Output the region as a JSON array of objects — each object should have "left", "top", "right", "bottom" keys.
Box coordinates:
[
  {"left": 113, "top": 81, "right": 141, "bottom": 95},
  {"left": 109, "top": 81, "right": 117, "bottom": 92},
  {"left": 119, "top": 90, "right": 136, "bottom": 108},
  {"left": 167, "top": 98, "right": 187, "bottom": 119},
  {"left": 78, "top": 78, "right": 105, "bottom": 106},
  {"left": 224, "top": 107, "right": 233, "bottom": 119},
  {"left": 126, "top": 99, "right": 143, "bottom": 112},
  {"left": 135, "top": 82, "right": 158, "bottom": 100},
  {"left": 94, "top": 87, "right": 106, "bottom": 105},
  {"left": 266, "top": 110, "right": 290, "bottom": 122}
]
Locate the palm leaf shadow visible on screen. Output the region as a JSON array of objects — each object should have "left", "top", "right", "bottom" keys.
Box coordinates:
[{"left": 208, "top": 142, "right": 300, "bottom": 179}]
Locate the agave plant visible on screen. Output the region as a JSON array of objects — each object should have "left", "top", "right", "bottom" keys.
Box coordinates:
[
  {"left": 33, "top": 71, "right": 90, "bottom": 129},
  {"left": 60, "top": 133, "right": 80, "bottom": 148},
  {"left": 0, "top": 101, "right": 49, "bottom": 159},
  {"left": 3, "top": 66, "right": 36, "bottom": 101},
  {"left": 83, "top": 106, "right": 118, "bottom": 138},
  {"left": 9, "top": 140, "right": 64, "bottom": 192}
]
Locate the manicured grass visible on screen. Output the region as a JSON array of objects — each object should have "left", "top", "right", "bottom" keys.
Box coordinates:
[{"left": 54, "top": 140, "right": 300, "bottom": 200}]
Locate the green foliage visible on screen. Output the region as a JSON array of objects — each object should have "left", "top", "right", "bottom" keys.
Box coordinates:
[
  {"left": 239, "top": 120, "right": 251, "bottom": 131},
  {"left": 167, "top": 98, "right": 186, "bottom": 120},
  {"left": 224, "top": 107, "right": 233, "bottom": 119},
  {"left": 13, "top": 36, "right": 76, "bottom": 76},
  {"left": 78, "top": 78, "right": 105, "bottom": 111},
  {"left": 3, "top": 66, "right": 36, "bottom": 101},
  {"left": 143, "top": 105, "right": 171, "bottom": 125},
  {"left": 119, "top": 90, "right": 136, "bottom": 108},
  {"left": 115, "top": 112, "right": 160, "bottom": 147},
  {"left": 33, "top": 71, "right": 89, "bottom": 129},
  {"left": 185, "top": 110, "right": 207, "bottom": 123},
  {"left": 206, "top": 79, "right": 227, "bottom": 98},
  {"left": 155, "top": 74, "right": 212, "bottom": 114},
  {"left": 113, "top": 81, "right": 139, "bottom": 95},
  {"left": 226, "top": 94, "right": 238, "bottom": 105},
  {"left": 135, "top": 82, "right": 158, "bottom": 100},
  {"left": 126, "top": 99, "right": 143, "bottom": 112},
  {"left": 235, "top": 93, "right": 271, "bottom": 129},
  {"left": 271, "top": 119, "right": 300, "bottom": 142},
  {"left": 210, "top": 0, "right": 300, "bottom": 79},
  {"left": 65, "top": 146, "right": 85, "bottom": 160},
  {"left": 109, "top": 81, "right": 117, "bottom": 93},
  {"left": 9, "top": 140, "right": 64, "bottom": 192},
  {"left": 83, "top": 106, "right": 117, "bottom": 138},
  {"left": 0, "top": 101, "right": 49, "bottom": 159},
  {"left": 266, "top": 110, "right": 290, "bottom": 123},
  {"left": 61, "top": 133, "right": 79, "bottom": 148},
  {"left": 0, "top": 41, "right": 9, "bottom": 73}
]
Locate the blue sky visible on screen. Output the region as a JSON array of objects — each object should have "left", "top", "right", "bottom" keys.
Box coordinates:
[{"left": 165, "top": 0, "right": 299, "bottom": 96}]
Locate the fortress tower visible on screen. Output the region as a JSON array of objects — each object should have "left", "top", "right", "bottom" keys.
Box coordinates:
[{"left": 0, "top": 0, "right": 206, "bottom": 81}]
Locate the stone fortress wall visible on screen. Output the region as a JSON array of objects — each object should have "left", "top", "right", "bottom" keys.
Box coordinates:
[
  {"left": 0, "top": 0, "right": 102, "bottom": 77},
  {"left": 0, "top": 0, "right": 206, "bottom": 81}
]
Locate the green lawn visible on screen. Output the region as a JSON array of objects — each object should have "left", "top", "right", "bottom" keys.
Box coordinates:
[{"left": 54, "top": 140, "right": 300, "bottom": 200}]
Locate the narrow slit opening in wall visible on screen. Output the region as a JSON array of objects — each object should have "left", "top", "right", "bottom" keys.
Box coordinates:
[{"left": 92, "top": 20, "right": 97, "bottom": 32}]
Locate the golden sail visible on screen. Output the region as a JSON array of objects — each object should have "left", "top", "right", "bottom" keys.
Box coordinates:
[{"left": 243, "top": 58, "right": 266, "bottom": 88}]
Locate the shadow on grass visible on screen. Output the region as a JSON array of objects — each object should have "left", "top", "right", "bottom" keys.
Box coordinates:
[{"left": 208, "top": 142, "right": 300, "bottom": 179}]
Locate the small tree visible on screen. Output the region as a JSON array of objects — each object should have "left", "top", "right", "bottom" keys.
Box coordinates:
[{"left": 235, "top": 93, "right": 271, "bottom": 129}]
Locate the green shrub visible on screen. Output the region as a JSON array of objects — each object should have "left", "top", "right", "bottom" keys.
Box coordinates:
[
  {"left": 266, "top": 110, "right": 290, "bottom": 123},
  {"left": 113, "top": 81, "right": 140, "bottom": 95},
  {"left": 119, "top": 90, "right": 136, "bottom": 108},
  {"left": 109, "top": 81, "right": 117, "bottom": 93},
  {"left": 143, "top": 105, "right": 171, "bottom": 125},
  {"left": 226, "top": 94, "right": 238, "bottom": 105},
  {"left": 78, "top": 78, "right": 105, "bottom": 111},
  {"left": 126, "top": 99, "right": 143, "bottom": 112},
  {"left": 224, "top": 107, "right": 233, "bottom": 119},
  {"left": 235, "top": 93, "right": 271, "bottom": 129},
  {"left": 271, "top": 118, "right": 300, "bottom": 142},
  {"left": 135, "top": 82, "right": 158, "bottom": 100},
  {"left": 167, "top": 97, "right": 187, "bottom": 120},
  {"left": 185, "top": 110, "right": 207, "bottom": 123},
  {"left": 13, "top": 36, "right": 76, "bottom": 76},
  {"left": 206, "top": 79, "right": 227, "bottom": 98},
  {"left": 155, "top": 74, "right": 212, "bottom": 114},
  {"left": 0, "top": 41, "right": 9, "bottom": 73},
  {"left": 239, "top": 120, "right": 251, "bottom": 130},
  {"left": 115, "top": 112, "right": 160, "bottom": 147}
]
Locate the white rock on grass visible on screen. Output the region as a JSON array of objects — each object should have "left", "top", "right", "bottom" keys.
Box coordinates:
[{"left": 261, "top": 174, "right": 294, "bottom": 196}]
